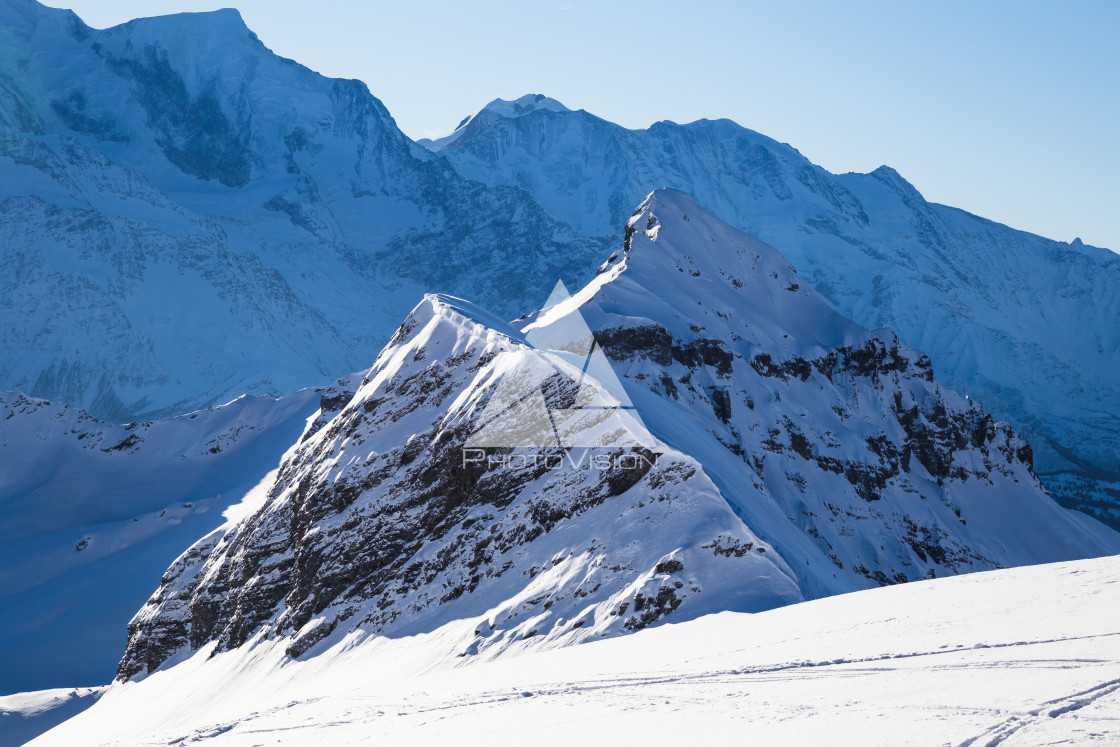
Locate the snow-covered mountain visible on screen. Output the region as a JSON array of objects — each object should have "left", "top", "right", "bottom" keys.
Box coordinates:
[
  {"left": 0, "top": 387, "right": 322, "bottom": 695},
  {"left": 0, "top": 0, "right": 608, "bottom": 422},
  {"left": 116, "top": 293, "right": 804, "bottom": 682},
  {"left": 3, "top": 4, "right": 1117, "bottom": 741},
  {"left": 424, "top": 95, "right": 1120, "bottom": 525},
  {"left": 114, "top": 191, "right": 1119, "bottom": 686}
]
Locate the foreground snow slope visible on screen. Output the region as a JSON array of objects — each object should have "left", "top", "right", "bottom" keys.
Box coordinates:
[
  {"left": 0, "top": 389, "right": 321, "bottom": 694},
  {"left": 34, "top": 554, "right": 1120, "bottom": 746},
  {"left": 0, "top": 687, "right": 104, "bottom": 747}
]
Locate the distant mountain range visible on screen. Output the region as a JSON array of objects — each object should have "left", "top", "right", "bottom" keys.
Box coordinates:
[
  {"left": 2, "top": 1, "right": 1116, "bottom": 524},
  {"left": 0, "top": 0, "right": 609, "bottom": 421},
  {"left": 2, "top": 3, "right": 1115, "bottom": 526}
]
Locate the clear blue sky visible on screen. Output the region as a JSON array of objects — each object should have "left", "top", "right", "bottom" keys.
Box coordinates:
[{"left": 53, "top": 1, "right": 1120, "bottom": 251}]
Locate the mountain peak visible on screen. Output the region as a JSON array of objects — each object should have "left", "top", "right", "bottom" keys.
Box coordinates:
[
  {"left": 103, "top": 6, "right": 261, "bottom": 53},
  {"left": 480, "top": 93, "right": 571, "bottom": 117},
  {"left": 0, "top": 0, "right": 88, "bottom": 40},
  {"left": 418, "top": 94, "right": 570, "bottom": 150},
  {"left": 90, "top": 5, "right": 261, "bottom": 60},
  {"left": 117, "top": 6, "right": 249, "bottom": 32},
  {"left": 409, "top": 292, "right": 526, "bottom": 343},
  {"left": 536, "top": 188, "right": 860, "bottom": 363},
  {"left": 869, "top": 165, "right": 925, "bottom": 201},
  {"left": 626, "top": 188, "right": 699, "bottom": 226}
]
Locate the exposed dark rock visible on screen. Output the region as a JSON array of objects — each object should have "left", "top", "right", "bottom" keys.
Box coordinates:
[
  {"left": 625, "top": 586, "right": 683, "bottom": 630},
  {"left": 655, "top": 559, "right": 685, "bottom": 574}
]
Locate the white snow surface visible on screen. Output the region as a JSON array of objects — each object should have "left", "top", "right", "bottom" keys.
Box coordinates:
[
  {"left": 0, "top": 686, "right": 105, "bottom": 747},
  {"left": 31, "top": 554, "right": 1120, "bottom": 746}
]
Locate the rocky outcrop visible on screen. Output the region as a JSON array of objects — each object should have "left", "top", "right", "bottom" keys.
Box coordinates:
[{"left": 520, "top": 190, "right": 1120, "bottom": 598}]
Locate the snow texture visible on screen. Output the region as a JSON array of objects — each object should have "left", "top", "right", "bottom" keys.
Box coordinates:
[{"left": 30, "top": 555, "right": 1120, "bottom": 746}]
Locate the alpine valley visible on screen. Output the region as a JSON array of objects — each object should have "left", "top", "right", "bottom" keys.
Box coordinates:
[{"left": 2, "top": 1, "right": 1119, "bottom": 745}]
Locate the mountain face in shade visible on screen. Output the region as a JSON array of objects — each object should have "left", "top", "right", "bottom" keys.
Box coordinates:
[
  {"left": 424, "top": 96, "right": 1120, "bottom": 526},
  {"left": 0, "top": 386, "right": 322, "bottom": 694},
  {"left": 116, "top": 191, "right": 1119, "bottom": 683},
  {"left": 0, "top": 0, "right": 608, "bottom": 422}
]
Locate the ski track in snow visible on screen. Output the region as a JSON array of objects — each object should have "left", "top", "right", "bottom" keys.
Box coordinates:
[
  {"left": 960, "top": 676, "right": 1120, "bottom": 746},
  {"left": 155, "top": 640, "right": 1120, "bottom": 747}
]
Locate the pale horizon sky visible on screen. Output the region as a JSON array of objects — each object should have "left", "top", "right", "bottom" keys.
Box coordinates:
[{"left": 49, "top": 1, "right": 1120, "bottom": 252}]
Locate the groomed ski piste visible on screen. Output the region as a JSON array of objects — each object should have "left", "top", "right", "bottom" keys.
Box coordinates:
[{"left": 17, "top": 553, "right": 1120, "bottom": 746}]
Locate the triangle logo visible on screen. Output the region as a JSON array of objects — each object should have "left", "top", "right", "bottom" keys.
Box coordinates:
[{"left": 465, "top": 281, "right": 656, "bottom": 449}]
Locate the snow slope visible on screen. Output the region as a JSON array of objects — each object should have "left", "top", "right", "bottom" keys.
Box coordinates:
[
  {"left": 0, "top": 388, "right": 322, "bottom": 695},
  {"left": 110, "top": 191, "right": 1119, "bottom": 696},
  {"left": 427, "top": 95, "right": 1120, "bottom": 525},
  {"left": 0, "top": 0, "right": 608, "bottom": 422},
  {"left": 0, "top": 687, "right": 104, "bottom": 747},
  {"left": 31, "top": 554, "right": 1120, "bottom": 746}
]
